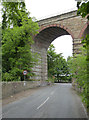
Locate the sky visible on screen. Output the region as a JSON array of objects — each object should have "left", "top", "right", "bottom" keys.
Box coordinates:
[
  {"left": 0, "top": 0, "right": 77, "bottom": 60},
  {"left": 25, "top": 0, "right": 77, "bottom": 60},
  {"left": 25, "top": 0, "right": 77, "bottom": 20}
]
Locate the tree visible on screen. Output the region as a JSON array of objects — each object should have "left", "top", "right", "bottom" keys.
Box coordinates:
[
  {"left": 67, "top": 56, "right": 71, "bottom": 61},
  {"left": 2, "top": 1, "right": 39, "bottom": 81},
  {"left": 47, "top": 44, "right": 56, "bottom": 77},
  {"left": 77, "top": 0, "right": 89, "bottom": 78},
  {"left": 75, "top": 0, "right": 89, "bottom": 110},
  {"left": 2, "top": 1, "right": 28, "bottom": 29},
  {"left": 47, "top": 44, "right": 70, "bottom": 82},
  {"left": 77, "top": 1, "right": 89, "bottom": 20},
  {"left": 68, "top": 47, "right": 88, "bottom": 107}
]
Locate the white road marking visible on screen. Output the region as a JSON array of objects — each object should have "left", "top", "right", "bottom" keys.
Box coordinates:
[{"left": 37, "top": 97, "right": 49, "bottom": 110}]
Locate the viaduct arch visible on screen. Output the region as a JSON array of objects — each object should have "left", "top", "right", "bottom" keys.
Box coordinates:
[{"left": 31, "top": 10, "right": 89, "bottom": 82}]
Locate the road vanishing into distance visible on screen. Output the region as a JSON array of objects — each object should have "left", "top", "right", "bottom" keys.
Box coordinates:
[{"left": 2, "top": 83, "right": 88, "bottom": 119}]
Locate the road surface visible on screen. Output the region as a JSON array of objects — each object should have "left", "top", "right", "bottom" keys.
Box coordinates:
[{"left": 2, "top": 83, "right": 88, "bottom": 119}]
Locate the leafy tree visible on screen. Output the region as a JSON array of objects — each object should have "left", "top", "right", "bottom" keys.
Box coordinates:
[
  {"left": 47, "top": 44, "right": 56, "bottom": 77},
  {"left": 75, "top": 0, "right": 89, "bottom": 110},
  {"left": 77, "top": 1, "right": 89, "bottom": 20},
  {"left": 68, "top": 47, "right": 89, "bottom": 108},
  {"left": 47, "top": 44, "right": 70, "bottom": 82},
  {"left": 77, "top": 0, "right": 89, "bottom": 78},
  {"left": 67, "top": 56, "right": 71, "bottom": 61},
  {"left": 2, "top": 1, "right": 28, "bottom": 29},
  {"left": 54, "top": 54, "right": 70, "bottom": 81},
  {"left": 2, "top": 2, "right": 39, "bottom": 81}
]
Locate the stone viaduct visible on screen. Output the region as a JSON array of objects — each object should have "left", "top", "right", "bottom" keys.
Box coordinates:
[{"left": 31, "top": 10, "right": 89, "bottom": 82}]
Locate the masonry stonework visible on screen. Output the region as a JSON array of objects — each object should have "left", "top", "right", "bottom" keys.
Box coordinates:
[{"left": 32, "top": 10, "right": 89, "bottom": 82}]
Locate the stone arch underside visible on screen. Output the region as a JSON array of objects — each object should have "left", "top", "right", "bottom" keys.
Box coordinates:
[
  {"left": 31, "top": 25, "right": 74, "bottom": 82},
  {"left": 34, "top": 26, "right": 71, "bottom": 50}
]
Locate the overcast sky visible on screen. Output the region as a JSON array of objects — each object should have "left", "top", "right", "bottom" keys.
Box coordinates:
[
  {"left": 25, "top": 0, "right": 77, "bottom": 20},
  {"left": 25, "top": 0, "right": 77, "bottom": 60},
  {"left": 0, "top": 0, "right": 77, "bottom": 60}
]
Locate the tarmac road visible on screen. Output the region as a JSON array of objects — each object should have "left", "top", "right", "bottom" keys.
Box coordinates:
[{"left": 2, "top": 83, "right": 89, "bottom": 119}]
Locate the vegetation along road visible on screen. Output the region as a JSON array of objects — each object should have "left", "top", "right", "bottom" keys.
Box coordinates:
[{"left": 2, "top": 83, "right": 88, "bottom": 119}]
